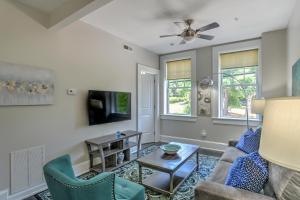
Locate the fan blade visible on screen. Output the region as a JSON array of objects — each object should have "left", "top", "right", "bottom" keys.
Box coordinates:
[
  {"left": 196, "top": 22, "right": 220, "bottom": 32},
  {"left": 179, "top": 40, "right": 186, "bottom": 45},
  {"left": 160, "top": 34, "right": 180, "bottom": 38},
  {"left": 173, "top": 21, "right": 186, "bottom": 29},
  {"left": 198, "top": 34, "right": 215, "bottom": 40},
  {"left": 174, "top": 21, "right": 185, "bottom": 26}
]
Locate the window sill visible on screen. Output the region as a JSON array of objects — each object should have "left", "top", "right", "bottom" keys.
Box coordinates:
[
  {"left": 160, "top": 114, "right": 197, "bottom": 122},
  {"left": 212, "top": 117, "right": 261, "bottom": 126}
]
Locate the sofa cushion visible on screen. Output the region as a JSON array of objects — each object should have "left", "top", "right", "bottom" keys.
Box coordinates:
[
  {"left": 195, "top": 181, "right": 276, "bottom": 200},
  {"left": 115, "top": 176, "right": 145, "bottom": 200},
  {"left": 208, "top": 161, "right": 232, "bottom": 184},
  {"left": 236, "top": 128, "right": 261, "bottom": 154},
  {"left": 225, "top": 152, "right": 268, "bottom": 193},
  {"left": 269, "top": 163, "right": 300, "bottom": 200},
  {"left": 263, "top": 179, "right": 276, "bottom": 197},
  {"left": 220, "top": 147, "right": 246, "bottom": 163}
]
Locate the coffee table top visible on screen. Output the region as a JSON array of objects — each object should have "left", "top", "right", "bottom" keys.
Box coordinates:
[{"left": 137, "top": 142, "right": 199, "bottom": 172}]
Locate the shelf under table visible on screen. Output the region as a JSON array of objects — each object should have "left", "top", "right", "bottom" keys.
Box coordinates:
[
  {"left": 91, "top": 159, "right": 136, "bottom": 173},
  {"left": 89, "top": 141, "right": 137, "bottom": 157},
  {"left": 141, "top": 161, "right": 197, "bottom": 195}
]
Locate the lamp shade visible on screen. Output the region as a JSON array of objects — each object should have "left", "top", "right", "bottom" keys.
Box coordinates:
[
  {"left": 259, "top": 97, "right": 300, "bottom": 171},
  {"left": 251, "top": 99, "right": 265, "bottom": 114}
]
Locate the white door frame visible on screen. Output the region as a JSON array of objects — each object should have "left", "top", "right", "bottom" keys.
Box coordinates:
[{"left": 137, "top": 64, "right": 160, "bottom": 142}]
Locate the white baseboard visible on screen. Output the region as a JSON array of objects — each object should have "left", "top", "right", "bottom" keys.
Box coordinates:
[
  {"left": 160, "top": 135, "right": 227, "bottom": 152},
  {"left": 7, "top": 184, "right": 46, "bottom": 200},
  {"left": 5, "top": 160, "right": 92, "bottom": 200}
]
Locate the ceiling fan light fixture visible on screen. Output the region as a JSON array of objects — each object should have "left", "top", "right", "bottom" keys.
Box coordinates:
[
  {"left": 182, "top": 29, "right": 196, "bottom": 41},
  {"left": 184, "top": 36, "right": 195, "bottom": 42},
  {"left": 159, "top": 19, "right": 220, "bottom": 44}
]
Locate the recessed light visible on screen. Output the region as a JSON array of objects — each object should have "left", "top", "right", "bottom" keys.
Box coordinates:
[{"left": 234, "top": 17, "right": 239, "bottom": 21}]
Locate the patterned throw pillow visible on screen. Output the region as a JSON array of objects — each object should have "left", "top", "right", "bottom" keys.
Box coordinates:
[
  {"left": 236, "top": 127, "right": 261, "bottom": 154},
  {"left": 225, "top": 152, "right": 269, "bottom": 193}
]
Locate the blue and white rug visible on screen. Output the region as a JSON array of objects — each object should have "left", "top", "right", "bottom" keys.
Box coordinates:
[{"left": 35, "top": 145, "right": 219, "bottom": 200}]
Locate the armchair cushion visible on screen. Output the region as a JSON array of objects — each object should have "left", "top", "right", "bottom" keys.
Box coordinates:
[
  {"left": 44, "top": 154, "right": 76, "bottom": 179},
  {"left": 115, "top": 177, "right": 145, "bottom": 200},
  {"left": 44, "top": 154, "right": 145, "bottom": 200},
  {"left": 44, "top": 155, "right": 115, "bottom": 200}
]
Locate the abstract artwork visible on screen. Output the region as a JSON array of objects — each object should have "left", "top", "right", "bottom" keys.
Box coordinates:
[
  {"left": 198, "top": 78, "right": 212, "bottom": 116},
  {"left": 0, "top": 61, "right": 54, "bottom": 106},
  {"left": 292, "top": 59, "right": 300, "bottom": 96}
]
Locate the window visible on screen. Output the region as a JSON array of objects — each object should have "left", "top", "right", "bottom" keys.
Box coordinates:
[
  {"left": 213, "top": 40, "right": 261, "bottom": 123},
  {"left": 166, "top": 59, "right": 192, "bottom": 115},
  {"left": 160, "top": 51, "right": 197, "bottom": 120}
]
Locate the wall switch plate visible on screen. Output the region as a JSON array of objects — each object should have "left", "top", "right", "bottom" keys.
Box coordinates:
[{"left": 67, "top": 89, "right": 77, "bottom": 95}]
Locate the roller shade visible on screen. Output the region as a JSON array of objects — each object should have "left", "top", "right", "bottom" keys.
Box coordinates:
[
  {"left": 220, "top": 49, "right": 258, "bottom": 69},
  {"left": 166, "top": 59, "right": 191, "bottom": 80}
]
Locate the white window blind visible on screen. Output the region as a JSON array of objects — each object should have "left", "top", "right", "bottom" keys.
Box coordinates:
[
  {"left": 166, "top": 59, "right": 191, "bottom": 80},
  {"left": 220, "top": 49, "right": 258, "bottom": 69}
]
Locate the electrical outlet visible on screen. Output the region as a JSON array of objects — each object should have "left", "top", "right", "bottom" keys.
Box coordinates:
[
  {"left": 67, "top": 89, "right": 77, "bottom": 95},
  {"left": 123, "top": 44, "right": 133, "bottom": 52},
  {"left": 201, "top": 129, "right": 207, "bottom": 137}
]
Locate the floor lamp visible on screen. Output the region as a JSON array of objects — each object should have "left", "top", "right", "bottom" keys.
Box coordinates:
[
  {"left": 259, "top": 97, "right": 300, "bottom": 171},
  {"left": 251, "top": 98, "right": 265, "bottom": 123}
]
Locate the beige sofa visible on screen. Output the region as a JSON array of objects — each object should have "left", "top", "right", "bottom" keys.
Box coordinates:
[{"left": 195, "top": 142, "right": 300, "bottom": 200}]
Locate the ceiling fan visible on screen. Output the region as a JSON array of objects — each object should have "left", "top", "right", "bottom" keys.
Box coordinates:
[{"left": 160, "top": 19, "right": 220, "bottom": 45}]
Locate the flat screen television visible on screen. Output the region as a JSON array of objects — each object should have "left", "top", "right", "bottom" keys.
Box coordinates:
[{"left": 87, "top": 90, "right": 131, "bottom": 125}]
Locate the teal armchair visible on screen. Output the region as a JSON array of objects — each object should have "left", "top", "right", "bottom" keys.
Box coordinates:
[{"left": 43, "top": 155, "right": 145, "bottom": 200}]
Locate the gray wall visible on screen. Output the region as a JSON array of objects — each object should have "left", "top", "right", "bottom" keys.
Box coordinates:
[
  {"left": 261, "top": 30, "right": 287, "bottom": 98},
  {"left": 287, "top": 0, "right": 300, "bottom": 95},
  {"left": 161, "top": 30, "right": 287, "bottom": 148},
  {"left": 0, "top": 0, "right": 158, "bottom": 191}
]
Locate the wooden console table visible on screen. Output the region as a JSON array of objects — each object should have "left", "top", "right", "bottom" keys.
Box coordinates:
[{"left": 85, "top": 130, "right": 142, "bottom": 172}]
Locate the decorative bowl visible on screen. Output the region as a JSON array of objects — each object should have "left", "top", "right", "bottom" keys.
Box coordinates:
[{"left": 160, "top": 144, "right": 181, "bottom": 155}]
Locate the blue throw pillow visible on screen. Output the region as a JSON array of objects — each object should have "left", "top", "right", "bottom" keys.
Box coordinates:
[
  {"left": 236, "top": 127, "right": 261, "bottom": 154},
  {"left": 225, "top": 152, "right": 269, "bottom": 193}
]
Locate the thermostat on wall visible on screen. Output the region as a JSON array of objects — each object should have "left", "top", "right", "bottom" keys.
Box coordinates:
[{"left": 67, "top": 89, "right": 77, "bottom": 95}]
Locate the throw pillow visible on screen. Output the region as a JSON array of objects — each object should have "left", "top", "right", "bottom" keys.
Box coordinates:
[
  {"left": 236, "top": 127, "right": 261, "bottom": 154},
  {"left": 225, "top": 152, "right": 269, "bottom": 193}
]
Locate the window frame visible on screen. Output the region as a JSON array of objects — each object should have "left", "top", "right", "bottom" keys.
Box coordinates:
[
  {"left": 212, "top": 40, "right": 262, "bottom": 126},
  {"left": 220, "top": 66, "right": 258, "bottom": 119},
  {"left": 166, "top": 79, "right": 192, "bottom": 115},
  {"left": 160, "top": 50, "right": 197, "bottom": 121}
]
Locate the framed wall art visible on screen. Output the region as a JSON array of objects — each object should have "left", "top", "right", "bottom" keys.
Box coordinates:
[{"left": 0, "top": 61, "right": 54, "bottom": 106}]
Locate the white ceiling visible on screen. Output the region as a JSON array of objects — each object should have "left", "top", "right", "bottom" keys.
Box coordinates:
[
  {"left": 16, "top": 0, "right": 69, "bottom": 14},
  {"left": 83, "top": 0, "right": 296, "bottom": 55}
]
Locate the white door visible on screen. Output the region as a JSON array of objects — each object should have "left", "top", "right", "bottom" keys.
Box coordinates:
[{"left": 138, "top": 72, "right": 155, "bottom": 144}]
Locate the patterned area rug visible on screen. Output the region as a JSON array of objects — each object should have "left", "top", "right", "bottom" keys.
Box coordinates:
[{"left": 35, "top": 145, "right": 219, "bottom": 200}]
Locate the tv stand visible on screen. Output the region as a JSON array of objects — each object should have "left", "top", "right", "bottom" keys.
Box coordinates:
[{"left": 85, "top": 130, "right": 142, "bottom": 172}]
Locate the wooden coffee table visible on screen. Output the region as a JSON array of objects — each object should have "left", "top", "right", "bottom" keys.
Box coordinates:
[{"left": 137, "top": 142, "right": 199, "bottom": 198}]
